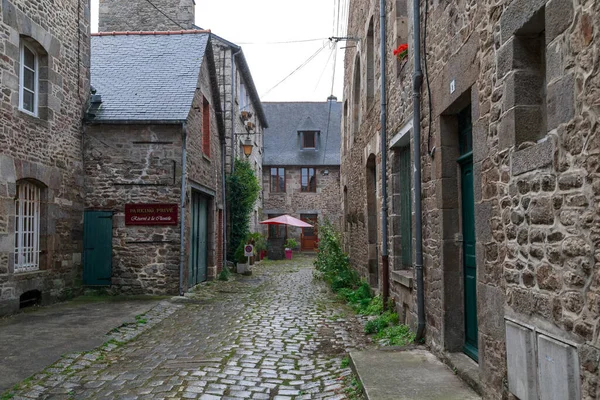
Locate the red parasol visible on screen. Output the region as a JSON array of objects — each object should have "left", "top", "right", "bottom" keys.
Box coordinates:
[{"left": 259, "top": 215, "right": 313, "bottom": 228}]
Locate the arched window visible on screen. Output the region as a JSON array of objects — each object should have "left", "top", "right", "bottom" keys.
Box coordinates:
[
  {"left": 14, "top": 181, "right": 42, "bottom": 272},
  {"left": 366, "top": 18, "right": 375, "bottom": 105},
  {"left": 352, "top": 56, "right": 361, "bottom": 143}
]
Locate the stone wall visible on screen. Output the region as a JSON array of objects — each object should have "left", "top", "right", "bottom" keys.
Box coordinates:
[
  {"left": 98, "top": 0, "right": 195, "bottom": 32},
  {"left": 84, "top": 124, "right": 183, "bottom": 295},
  {"left": 0, "top": 0, "right": 90, "bottom": 315},
  {"left": 184, "top": 54, "right": 224, "bottom": 281},
  {"left": 212, "top": 39, "right": 265, "bottom": 236},
  {"left": 262, "top": 166, "right": 341, "bottom": 245},
  {"left": 342, "top": 0, "right": 600, "bottom": 398}
]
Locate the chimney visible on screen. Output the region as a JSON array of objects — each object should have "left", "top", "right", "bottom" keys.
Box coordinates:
[
  {"left": 99, "top": 0, "right": 196, "bottom": 32},
  {"left": 327, "top": 95, "right": 338, "bottom": 102}
]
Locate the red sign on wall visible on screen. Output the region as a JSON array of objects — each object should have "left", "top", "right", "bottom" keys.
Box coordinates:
[{"left": 125, "top": 204, "right": 178, "bottom": 226}]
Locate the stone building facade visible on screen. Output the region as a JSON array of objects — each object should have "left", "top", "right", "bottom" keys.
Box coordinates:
[
  {"left": 341, "top": 0, "right": 600, "bottom": 398},
  {"left": 210, "top": 36, "right": 268, "bottom": 234},
  {"left": 0, "top": 0, "right": 91, "bottom": 314},
  {"left": 85, "top": 31, "right": 224, "bottom": 294},
  {"left": 262, "top": 100, "right": 342, "bottom": 250}
]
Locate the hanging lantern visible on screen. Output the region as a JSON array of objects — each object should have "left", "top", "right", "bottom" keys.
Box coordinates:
[{"left": 242, "top": 138, "right": 253, "bottom": 157}]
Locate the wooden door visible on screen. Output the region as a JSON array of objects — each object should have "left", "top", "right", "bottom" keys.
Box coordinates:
[
  {"left": 458, "top": 105, "right": 478, "bottom": 361},
  {"left": 301, "top": 214, "right": 318, "bottom": 250},
  {"left": 83, "top": 211, "right": 113, "bottom": 286},
  {"left": 189, "top": 192, "right": 208, "bottom": 286}
]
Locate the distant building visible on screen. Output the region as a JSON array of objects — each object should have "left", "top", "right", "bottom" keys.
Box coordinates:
[
  {"left": 262, "top": 98, "right": 342, "bottom": 252},
  {"left": 0, "top": 0, "right": 91, "bottom": 314}
]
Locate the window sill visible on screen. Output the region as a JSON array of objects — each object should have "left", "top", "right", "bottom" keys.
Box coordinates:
[
  {"left": 391, "top": 270, "right": 413, "bottom": 289},
  {"left": 18, "top": 110, "right": 48, "bottom": 127},
  {"left": 12, "top": 269, "right": 49, "bottom": 279}
]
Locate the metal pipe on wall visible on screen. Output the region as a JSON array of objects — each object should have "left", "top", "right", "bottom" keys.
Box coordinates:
[
  {"left": 413, "top": 0, "right": 426, "bottom": 340},
  {"left": 379, "top": 0, "right": 390, "bottom": 310},
  {"left": 179, "top": 122, "right": 188, "bottom": 296}
]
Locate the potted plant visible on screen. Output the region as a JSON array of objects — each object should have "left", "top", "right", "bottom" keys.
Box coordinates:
[
  {"left": 234, "top": 242, "right": 249, "bottom": 273},
  {"left": 254, "top": 233, "right": 267, "bottom": 261},
  {"left": 284, "top": 238, "right": 298, "bottom": 260}
]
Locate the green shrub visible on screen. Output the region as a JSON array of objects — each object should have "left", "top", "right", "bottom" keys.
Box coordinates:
[
  {"left": 234, "top": 242, "right": 249, "bottom": 264},
  {"left": 218, "top": 267, "right": 231, "bottom": 281},
  {"left": 364, "top": 312, "right": 399, "bottom": 334},
  {"left": 375, "top": 324, "right": 416, "bottom": 346},
  {"left": 285, "top": 238, "right": 298, "bottom": 250},
  {"left": 227, "top": 159, "right": 260, "bottom": 261},
  {"left": 314, "top": 222, "right": 360, "bottom": 290}
]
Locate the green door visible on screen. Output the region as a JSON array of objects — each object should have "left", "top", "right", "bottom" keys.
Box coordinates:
[
  {"left": 83, "top": 211, "right": 113, "bottom": 286},
  {"left": 189, "top": 192, "right": 208, "bottom": 286},
  {"left": 458, "top": 105, "right": 478, "bottom": 361},
  {"left": 399, "top": 146, "right": 412, "bottom": 267}
]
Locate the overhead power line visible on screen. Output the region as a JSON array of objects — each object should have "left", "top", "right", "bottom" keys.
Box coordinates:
[
  {"left": 143, "top": 0, "right": 186, "bottom": 30},
  {"left": 261, "top": 43, "right": 329, "bottom": 98},
  {"left": 235, "top": 38, "right": 329, "bottom": 45}
]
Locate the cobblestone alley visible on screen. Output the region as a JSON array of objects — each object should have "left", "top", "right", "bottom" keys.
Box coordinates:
[{"left": 5, "top": 255, "right": 369, "bottom": 400}]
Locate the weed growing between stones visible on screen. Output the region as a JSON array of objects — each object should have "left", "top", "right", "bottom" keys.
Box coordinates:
[
  {"left": 340, "top": 356, "right": 350, "bottom": 368},
  {"left": 315, "top": 221, "right": 415, "bottom": 347},
  {"left": 218, "top": 266, "right": 231, "bottom": 281}
]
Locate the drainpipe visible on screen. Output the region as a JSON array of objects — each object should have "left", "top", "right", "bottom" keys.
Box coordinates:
[
  {"left": 231, "top": 47, "right": 242, "bottom": 173},
  {"left": 179, "top": 122, "right": 188, "bottom": 296},
  {"left": 379, "top": 0, "right": 390, "bottom": 310},
  {"left": 413, "top": 0, "right": 426, "bottom": 340}
]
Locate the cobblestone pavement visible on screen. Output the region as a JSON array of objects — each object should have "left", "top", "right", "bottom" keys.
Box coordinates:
[{"left": 6, "top": 255, "right": 369, "bottom": 399}]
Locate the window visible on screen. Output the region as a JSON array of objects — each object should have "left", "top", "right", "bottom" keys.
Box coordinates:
[
  {"left": 395, "top": 0, "right": 409, "bottom": 76},
  {"left": 301, "top": 168, "right": 316, "bottom": 192},
  {"left": 239, "top": 81, "right": 249, "bottom": 111},
  {"left": 202, "top": 96, "right": 210, "bottom": 156},
  {"left": 303, "top": 132, "right": 316, "bottom": 149},
  {"left": 14, "top": 181, "right": 41, "bottom": 272},
  {"left": 270, "top": 168, "right": 285, "bottom": 192},
  {"left": 19, "top": 42, "right": 38, "bottom": 116},
  {"left": 366, "top": 18, "right": 375, "bottom": 105}
]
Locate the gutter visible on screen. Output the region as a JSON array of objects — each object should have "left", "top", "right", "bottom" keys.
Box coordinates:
[
  {"left": 230, "top": 47, "right": 242, "bottom": 173},
  {"left": 413, "top": 0, "right": 426, "bottom": 340},
  {"left": 179, "top": 122, "right": 188, "bottom": 296},
  {"left": 380, "top": 0, "right": 390, "bottom": 310}
]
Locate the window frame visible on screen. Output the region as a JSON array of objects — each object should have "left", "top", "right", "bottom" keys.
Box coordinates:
[
  {"left": 302, "top": 131, "right": 316, "bottom": 149},
  {"left": 19, "top": 41, "right": 39, "bottom": 117},
  {"left": 14, "top": 181, "right": 41, "bottom": 273},
  {"left": 202, "top": 96, "right": 210, "bottom": 157},
  {"left": 270, "top": 167, "right": 286, "bottom": 193},
  {"left": 301, "top": 167, "right": 317, "bottom": 192}
]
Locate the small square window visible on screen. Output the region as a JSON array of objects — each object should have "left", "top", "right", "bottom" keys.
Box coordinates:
[{"left": 303, "top": 132, "right": 316, "bottom": 149}]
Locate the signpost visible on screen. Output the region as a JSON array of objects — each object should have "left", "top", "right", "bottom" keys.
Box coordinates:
[{"left": 125, "top": 204, "right": 178, "bottom": 226}]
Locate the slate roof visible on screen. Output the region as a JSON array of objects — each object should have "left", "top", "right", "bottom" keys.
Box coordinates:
[
  {"left": 263, "top": 101, "right": 342, "bottom": 166},
  {"left": 89, "top": 31, "right": 210, "bottom": 122}
]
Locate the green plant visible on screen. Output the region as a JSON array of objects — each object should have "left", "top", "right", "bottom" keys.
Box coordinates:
[
  {"left": 314, "top": 222, "right": 360, "bottom": 291},
  {"left": 340, "top": 356, "right": 350, "bottom": 368},
  {"left": 218, "top": 267, "right": 231, "bottom": 281},
  {"left": 227, "top": 159, "right": 261, "bottom": 261},
  {"left": 375, "top": 324, "right": 416, "bottom": 346},
  {"left": 234, "top": 242, "right": 249, "bottom": 264},
  {"left": 284, "top": 238, "right": 298, "bottom": 250},
  {"left": 364, "top": 312, "right": 399, "bottom": 334}
]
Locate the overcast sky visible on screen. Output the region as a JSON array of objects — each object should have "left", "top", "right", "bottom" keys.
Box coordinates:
[{"left": 90, "top": 0, "right": 348, "bottom": 102}]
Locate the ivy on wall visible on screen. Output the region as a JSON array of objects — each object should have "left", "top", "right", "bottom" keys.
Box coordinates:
[{"left": 227, "top": 158, "right": 261, "bottom": 261}]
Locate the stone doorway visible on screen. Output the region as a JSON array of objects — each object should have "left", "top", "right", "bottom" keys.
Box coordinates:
[{"left": 366, "top": 154, "right": 378, "bottom": 288}]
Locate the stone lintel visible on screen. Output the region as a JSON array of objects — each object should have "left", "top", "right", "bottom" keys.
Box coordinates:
[{"left": 511, "top": 138, "right": 553, "bottom": 176}]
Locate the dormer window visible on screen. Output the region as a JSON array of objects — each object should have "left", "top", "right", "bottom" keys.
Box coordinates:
[{"left": 303, "top": 131, "right": 316, "bottom": 149}]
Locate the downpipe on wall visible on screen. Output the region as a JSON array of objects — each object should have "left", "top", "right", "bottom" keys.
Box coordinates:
[
  {"left": 413, "top": 0, "right": 426, "bottom": 341},
  {"left": 179, "top": 122, "right": 188, "bottom": 296},
  {"left": 380, "top": 0, "right": 390, "bottom": 310}
]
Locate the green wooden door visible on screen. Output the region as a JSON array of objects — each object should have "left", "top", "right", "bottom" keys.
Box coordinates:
[
  {"left": 83, "top": 211, "right": 113, "bottom": 286},
  {"left": 399, "top": 146, "right": 412, "bottom": 267},
  {"left": 189, "top": 192, "right": 208, "bottom": 286},
  {"left": 458, "top": 105, "right": 478, "bottom": 361}
]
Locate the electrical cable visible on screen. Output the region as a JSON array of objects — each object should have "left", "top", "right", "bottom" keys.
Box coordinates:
[
  {"left": 143, "top": 0, "right": 187, "bottom": 30},
  {"left": 235, "top": 38, "right": 328, "bottom": 45},
  {"left": 424, "top": 0, "right": 434, "bottom": 156},
  {"left": 315, "top": 46, "right": 336, "bottom": 90},
  {"left": 261, "top": 44, "right": 328, "bottom": 98}
]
